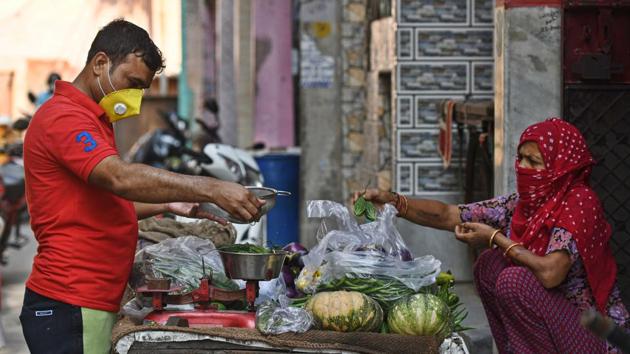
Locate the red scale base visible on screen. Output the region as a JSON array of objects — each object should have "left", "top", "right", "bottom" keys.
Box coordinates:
[{"left": 136, "top": 277, "right": 260, "bottom": 329}]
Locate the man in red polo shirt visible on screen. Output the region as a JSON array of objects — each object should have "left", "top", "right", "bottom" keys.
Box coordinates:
[{"left": 20, "top": 20, "right": 264, "bottom": 354}]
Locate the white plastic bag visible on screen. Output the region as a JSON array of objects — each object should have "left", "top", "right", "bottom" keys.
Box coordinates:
[
  {"left": 255, "top": 276, "right": 314, "bottom": 334},
  {"left": 132, "top": 236, "right": 239, "bottom": 293},
  {"left": 296, "top": 201, "right": 441, "bottom": 293}
]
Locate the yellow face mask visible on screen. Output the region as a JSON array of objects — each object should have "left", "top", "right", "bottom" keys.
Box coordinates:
[{"left": 97, "top": 61, "right": 144, "bottom": 123}]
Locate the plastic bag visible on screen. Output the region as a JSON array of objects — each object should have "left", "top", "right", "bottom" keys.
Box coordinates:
[
  {"left": 255, "top": 277, "right": 314, "bottom": 334},
  {"left": 296, "top": 201, "right": 441, "bottom": 294},
  {"left": 121, "top": 298, "right": 154, "bottom": 324},
  {"left": 132, "top": 236, "right": 238, "bottom": 293}
]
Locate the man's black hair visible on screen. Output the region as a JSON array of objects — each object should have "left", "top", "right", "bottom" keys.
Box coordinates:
[
  {"left": 47, "top": 72, "right": 61, "bottom": 86},
  {"left": 86, "top": 19, "right": 165, "bottom": 73}
]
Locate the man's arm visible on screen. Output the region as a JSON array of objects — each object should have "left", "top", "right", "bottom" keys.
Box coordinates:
[
  {"left": 89, "top": 156, "right": 262, "bottom": 222},
  {"left": 133, "top": 202, "right": 168, "bottom": 220}
]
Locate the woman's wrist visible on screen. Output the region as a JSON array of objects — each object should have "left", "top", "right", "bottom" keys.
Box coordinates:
[
  {"left": 391, "top": 192, "right": 409, "bottom": 217},
  {"left": 489, "top": 229, "right": 501, "bottom": 248},
  {"left": 503, "top": 242, "right": 523, "bottom": 257}
]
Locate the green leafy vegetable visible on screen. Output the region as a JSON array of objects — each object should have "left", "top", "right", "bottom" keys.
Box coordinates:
[
  {"left": 365, "top": 202, "right": 377, "bottom": 221},
  {"left": 354, "top": 195, "right": 377, "bottom": 222},
  {"left": 354, "top": 196, "right": 367, "bottom": 216},
  {"left": 292, "top": 275, "right": 415, "bottom": 312},
  {"left": 219, "top": 243, "right": 270, "bottom": 254},
  {"left": 424, "top": 270, "right": 470, "bottom": 332}
]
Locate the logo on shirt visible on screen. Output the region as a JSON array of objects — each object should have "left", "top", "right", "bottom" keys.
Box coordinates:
[{"left": 76, "top": 131, "right": 97, "bottom": 152}]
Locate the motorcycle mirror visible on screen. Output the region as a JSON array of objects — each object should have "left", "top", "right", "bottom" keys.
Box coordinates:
[
  {"left": 12, "top": 118, "right": 30, "bottom": 131},
  {"left": 27, "top": 91, "right": 37, "bottom": 104},
  {"left": 194, "top": 118, "right": 216, "bottom": 135},
  {"left": 157, "top": 110, "right": 187, "bottom": 143},
  {"left": 204, "top": 98, "right": 219, "bottom": 114}
]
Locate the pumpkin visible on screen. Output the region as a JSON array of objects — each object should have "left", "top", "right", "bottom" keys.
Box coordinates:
[
  {"left": 387, "top": 293, "right": 451, "bottom": 339},
  {"left": 305, "top": 291, "right": 383, "bottom": 332}
]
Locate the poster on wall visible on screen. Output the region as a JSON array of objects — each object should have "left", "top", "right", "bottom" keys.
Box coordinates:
[{"left": 299, "top": 33, "right": 335, "bottom": 89}]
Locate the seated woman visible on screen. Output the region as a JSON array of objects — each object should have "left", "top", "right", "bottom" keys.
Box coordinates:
[{"left": 355, "top": 118, "right": 628, "bottom": 353}]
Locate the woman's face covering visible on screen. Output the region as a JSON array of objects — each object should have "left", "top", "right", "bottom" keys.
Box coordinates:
[{"left": 518, "top": 141, "right": 546, "bottom": 170}]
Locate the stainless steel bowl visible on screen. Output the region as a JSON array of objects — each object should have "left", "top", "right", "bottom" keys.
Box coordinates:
[
  {"left": 199, "top": 186, "right": 291, "bottom": 224},
  {"left": 219, "top": 250, "right": 287, "bottom": 280}
]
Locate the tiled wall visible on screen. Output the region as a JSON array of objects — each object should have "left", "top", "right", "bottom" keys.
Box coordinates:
[{"left": 395, "top": 0, "right": 493, "bottom": 196}]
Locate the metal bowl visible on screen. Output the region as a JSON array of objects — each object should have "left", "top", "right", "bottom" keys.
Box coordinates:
[
  {"left": 199, "top": 186, "right": 291, "bottom": 224},
  {"left": 219, "top": 250, "right": 287, "bottom": 281}
]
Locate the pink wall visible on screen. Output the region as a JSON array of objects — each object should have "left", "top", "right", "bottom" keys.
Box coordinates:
[{"left": 254, "top": 0, "right": 294, "bottom": 147}]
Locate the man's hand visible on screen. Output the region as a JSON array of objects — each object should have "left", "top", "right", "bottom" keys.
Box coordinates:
[
  {"left": 166, "top": 202, "right": 228, "bottom": 225},
  {"left": 351, "top": 188, "right": 395, "bottom": 208},
  {"left": 209, "top": 181, "right": 265, "bottom": 222}
]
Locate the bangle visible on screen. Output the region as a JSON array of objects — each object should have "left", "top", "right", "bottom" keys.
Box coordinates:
[
  {"left": 399, "top": 195, "right": 409, "bottom": 217},
  {"left": 489, "top": 229, "right": 501, "bottom": 248},
  {"left": 503, "top": 242, "right": 523, "bottom": 257}
]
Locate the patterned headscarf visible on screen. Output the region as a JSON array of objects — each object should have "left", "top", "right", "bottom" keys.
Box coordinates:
[{"left": 510, "top": 118, "right": 616, "bottom": 312}]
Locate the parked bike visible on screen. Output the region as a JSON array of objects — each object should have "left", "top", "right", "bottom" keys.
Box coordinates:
[
  {"left": 0, "top": 117, "right": 30, "bottom": 264},
  {"left": 125, "top": 111, "right": 266, "bottom": 245}
]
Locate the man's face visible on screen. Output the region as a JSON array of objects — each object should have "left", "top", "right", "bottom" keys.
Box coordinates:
[{"left": 94, "top": 52, "right": 155, "bottom": 99}]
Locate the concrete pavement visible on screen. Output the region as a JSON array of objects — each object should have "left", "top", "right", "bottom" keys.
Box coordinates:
[{"left": 0, "top": 226, "right": 35, "bottom": 354}]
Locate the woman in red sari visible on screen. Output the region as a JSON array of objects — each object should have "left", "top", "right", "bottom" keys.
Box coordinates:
[{"left": 356, "top": 118, "right": 628, "bottom": 353}]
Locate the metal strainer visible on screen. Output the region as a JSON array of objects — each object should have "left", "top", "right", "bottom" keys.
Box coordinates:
[{"left": 199, "top": 186, "right": 291, "bottom": 224}]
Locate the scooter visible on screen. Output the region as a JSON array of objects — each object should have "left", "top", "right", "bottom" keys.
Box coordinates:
[
  {"left": 125, "top": 111, "right": 266, "bottom": 245},
  {"left": 0, "top": 117, "right": 30, "bottom": 264}
]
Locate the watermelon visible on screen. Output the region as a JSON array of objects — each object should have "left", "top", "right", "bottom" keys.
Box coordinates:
[
  {"left": 305, "top": 291, "right": 383, "bottom": 332},
  {"left": 387, "top": 293, "right": 451, "bottom": 340}
]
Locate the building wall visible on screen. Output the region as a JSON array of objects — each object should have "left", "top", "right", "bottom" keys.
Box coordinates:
[
  {"left": 0, "top": 0, "right": 181, "bottom": 119},
  {"left": 298, "top": 0, "right": 344, "bottom": 246},
  {"left": 394, "top": 0, "right": 493, "bottom": 197},
  {"left": 253, "top": 0, "right": 295, "bottom": 148},
  {"left": 494, "top": 4, "right": 562, "bottom": 195},
  {"left": 392, "top": 0, "right": 494, "bottom": 280}
]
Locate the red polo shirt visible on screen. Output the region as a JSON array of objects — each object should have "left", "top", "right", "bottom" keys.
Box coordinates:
[{"left": 24, "top": 81, "right": 138, "bottom": 312}]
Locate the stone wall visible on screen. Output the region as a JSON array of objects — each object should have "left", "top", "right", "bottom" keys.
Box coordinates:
[
  {"left": 339, "top": 1, "right": 397, "bottom": 199},
  {"left": 340, "top": 0, "right": 372, "bottom": 198}
]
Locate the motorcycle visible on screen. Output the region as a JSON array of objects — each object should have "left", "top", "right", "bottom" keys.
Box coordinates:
[
  {"left": 125, "top": 111, "right": 266, "bottom": 245},
  {"left": 0, "top": 117, "right": 30, "bottom": 264}
]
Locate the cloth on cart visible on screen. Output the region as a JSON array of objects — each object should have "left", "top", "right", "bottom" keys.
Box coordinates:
[
  {"left": 138, "top": 217, "right": 235, "bottom": 247},
  {"left": 112, "top": 317, "right": 440, "bottom": 354}
]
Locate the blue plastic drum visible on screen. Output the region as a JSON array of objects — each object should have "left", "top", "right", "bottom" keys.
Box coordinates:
[{"left": 254, "top": 152, "right": 300, "bottom": 247}]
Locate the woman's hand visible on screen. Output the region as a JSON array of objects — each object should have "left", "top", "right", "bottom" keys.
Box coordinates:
[
  {"left": 351, "top": 188, "right": 395, "bottom": 208},
  {"left": 454, "top": 222, "right": 496, "bottom": 248},
  {"left": 167, "top": 202, "right": 228, "bottom": 225}
]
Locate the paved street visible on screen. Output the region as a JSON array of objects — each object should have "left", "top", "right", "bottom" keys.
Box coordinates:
[{"left": 0, "top": 226, "right": 35, "bottom": 354}]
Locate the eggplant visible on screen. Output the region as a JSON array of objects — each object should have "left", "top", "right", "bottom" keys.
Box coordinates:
[
  {"left": 283, "top": 242, "right": 308, "bottom": 254},
  {"left": 285, "top": 286, "right": 299, "bottom": 298},
  {"left": 281, "top": 265, "right": 295, "bottom": 286},
  {"left": 283, "top": 242, "right": 308, "bottom": 268},
  {"left": 400, "top": 248, "right": 413, "bottom": 261}
]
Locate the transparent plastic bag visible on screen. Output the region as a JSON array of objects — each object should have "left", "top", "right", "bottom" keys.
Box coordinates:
[
  {"left": 132, "top": 236, "right": 238, "bottom": 293},
  {"left": 255, "top": 277, "right": 314, "bottom": 334},
  {"left": 121, "top": 298, "right": 154, "bottom": 324},
  {"left": 296, "top": 201, "right": 441, "bottom": 294}
]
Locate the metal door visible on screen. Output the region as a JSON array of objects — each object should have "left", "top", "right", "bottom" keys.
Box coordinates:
[{"left": 564, "top": 1, "right": 630, "bottom": 304}]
